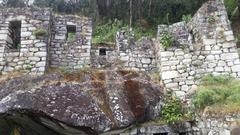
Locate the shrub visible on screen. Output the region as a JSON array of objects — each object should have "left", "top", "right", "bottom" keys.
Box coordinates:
[
  {"left": 160, "top": 33, "right": 174, "bottom": 49},
  {"left": 161, "top": 97, "right": 183, "bottom": 124},
  {"left": 33, "top": 29, "right": 48, "bottom": 38},
  {"left": 224, "top": 0, "right": 239, "bottom": 19},
  {"left": 182, "top": 14, "right": 192, "bottom": 23}
]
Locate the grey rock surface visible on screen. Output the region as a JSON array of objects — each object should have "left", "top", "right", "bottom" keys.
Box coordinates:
[{"left": 0, "top": 70, "right": 162, "bottom": 134}]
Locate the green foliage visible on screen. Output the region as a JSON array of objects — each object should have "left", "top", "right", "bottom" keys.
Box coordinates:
[
  {"left": 33, "top": 29, "right": 48, "bottom": 38},
  {"left": 93, "top": 19, "right": 156, "bottom": 44},
  {"left": 93, "top": 20, "right": 125, "bottom": 44},
  {"left": 161, "top": 97, "right": 183, "bottom": 124},
  {"left": 192, "top": 75, "right": 240, "bottom": 112},
  {"left": 201, "top": 74, "right": 233, "bottom": 85},
  {"left": 224, "top": 0, "right": 239, "bottom": 19},
  {"left": 160, "top": 33, "right": 174, "bottom": 49},
  {"left": 208, "top": 15, "right": 216, "bottom": 24},
  {"left": 182, "top": 14, "right": 192, "bottom": 23},
  {"left": 67, "top": 32, "right": 76, "bottom": 42},
  {"left": 133, "top": 26, "right": 156, "bottom": 40}
]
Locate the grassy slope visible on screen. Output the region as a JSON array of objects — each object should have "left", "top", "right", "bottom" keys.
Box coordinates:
[{"left": 192, "top": 75, "right": 240, "bottom": 116}]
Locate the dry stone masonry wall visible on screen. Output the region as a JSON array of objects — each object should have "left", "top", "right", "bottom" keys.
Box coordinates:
[
  {"left": 116, "top": 31, "right": 158, "bottom": 72},
  {"left": 0, "top": 9, "right": 92, "bottom": 75},
  {"left": 0, "top": 8, "right": 51, "bottom": 75},
  {"left": 157, "top": 0, "right": 240, "bottom": 99},
  {"left": 50, "top": 15, "right": 92, "bottom": 69}
]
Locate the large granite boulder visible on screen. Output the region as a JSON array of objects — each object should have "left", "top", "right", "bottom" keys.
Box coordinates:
[{"left": 0, "top": 70, "right": 162, "bottom": 135}]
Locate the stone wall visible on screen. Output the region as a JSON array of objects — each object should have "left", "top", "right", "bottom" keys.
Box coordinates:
[
  {"left": 157, "top": 0, "right": 240, "bottom": 99},
  {"left": 0, "top": 8, "right": 51, "bottom": 75},
  {"left": 50, "top": 15, "right": 92, "bottom": 69},
  {"left": 193, "top": 114, "right": 240, "bottom": 135},
  {"left": 90, "top": 44, "right": 117, "bottom": 68},
  {"left": 116, "top": 31, "right": 158, "bottom": 72}
]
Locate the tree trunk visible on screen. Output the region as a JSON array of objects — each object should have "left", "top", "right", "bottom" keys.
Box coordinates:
[
  {"left": 129, "top": 0, "right": 133, "bottom": 29},
  {"left": 148, "top": 0, "right": 152, "bottom": 17}
]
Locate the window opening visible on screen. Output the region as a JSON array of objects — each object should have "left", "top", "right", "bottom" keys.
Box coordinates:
[{"left": 67, "top": 25, "right": 76, "bottom": 42}]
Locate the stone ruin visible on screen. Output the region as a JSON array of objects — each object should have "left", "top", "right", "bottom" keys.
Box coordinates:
[
  {"left": 157, "top": 0, "right": 240, "bottom": 98},
  {"left": 0, "top": 8, "right": 92, "bottom": 75},
  {"left": 0, "top": 0, "right": 239, "bottom": 98}
]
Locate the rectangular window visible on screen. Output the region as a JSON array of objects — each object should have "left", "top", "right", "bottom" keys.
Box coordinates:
[
  {"left": 9, "top": 21, "right": 21, "bottom": 50},
  {"left": 67, "top": 25, "right": 76, "bottom": 42},
  {"left": 99, "top": 48, "right": 106, "bottom": 56}
]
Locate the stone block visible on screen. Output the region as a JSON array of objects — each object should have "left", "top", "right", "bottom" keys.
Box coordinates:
[
  {"left": 141, "top": 58, "right": 151, "bottom": 64},
  {"left": 221, "top": 53, "right": 239, "bottom": 60},
  {"left": 35, "top": 42, "right": 46, "bottom": 47},
  {"left": 206, "top": 55, "right": 215, "bottom": 61},
  {"left": 34, "top": 52, "right": 47, "bottom": 57},
  {"left": 55, "top": 35, "right": 66, "bottom": 40},
  {"left": 162, "top": 71, "right": 179, "bottom": 80},
  {"left": 215, "top": 67, "right": 224, "bottom": 72},
  {"left": 36, "top": 62, "right": 46, "bottom": 67},
  {"left": 29, "top": 57, "right": 41, "bottom": 62},
  {"left": 160, "top": 52, "right": 174, "bottom": 57},
  {"left": 231, "top": 65, "right": 240, "bottom": 72},
  {"left": 203, "top": 39, "right": 216, "bottom": 45},
  {"left": 166, "top": 83, "right": 178, "bottom": 88},
  {"left": 226, "top": 35, "right": 235, "bottom": 41},
  {"left": 21, "top": 32, "right": 32, "bottom": 37}
]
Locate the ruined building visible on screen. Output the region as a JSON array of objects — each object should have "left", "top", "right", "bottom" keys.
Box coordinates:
[
  {"left": 0, "top": 8, "right": 92, "bottom": 75},
  {"left": 0, "top": 0, "right": 239, "bottom": 99}
]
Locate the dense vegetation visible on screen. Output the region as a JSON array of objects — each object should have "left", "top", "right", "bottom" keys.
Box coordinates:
[
  {"left": 192, "top": 75, "right": 240, "bottom": 115},
  {"left": 1, "top": 0, "right": 240, "bottom": 44}
]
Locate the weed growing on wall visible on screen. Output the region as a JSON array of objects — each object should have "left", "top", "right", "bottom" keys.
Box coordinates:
[
  {"left": 208, "top": 15, "right": 216, "bottom": 24},
  {"left": 33, "top": 29, "right": 48, "bottom": 38},
  {"left": 182, "top": 14, "right": 192, "bottom": 23},
  {"left": 160, "top": 33, "right": 174, "bottom": 49}
]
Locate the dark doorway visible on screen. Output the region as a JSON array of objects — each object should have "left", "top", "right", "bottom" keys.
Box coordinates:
[
  {"left": 179, "top": 132, "right": 187, "bottom": 135},
  {"left": 153, "top": 133, "right": 168, "bottom": 135},
  {"left": 9, "top": 21, "right": 21, "bottom": 50}
]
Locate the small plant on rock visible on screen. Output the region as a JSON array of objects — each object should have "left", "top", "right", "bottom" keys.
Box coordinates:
[
  {"left": 33, "top": 29, "right": 48, "bottom": 38},
  {"left": 208, "top": 15, "right": 216, "bottom": 24},
  {"left": 160, "top": 33, "right": 174, "bottom": 49},
  {"left": 182, "top": 14, "right": 192, "bottom": 23},
  {"left": 161, "top": 97, "right": 184, "bottom": 124}
]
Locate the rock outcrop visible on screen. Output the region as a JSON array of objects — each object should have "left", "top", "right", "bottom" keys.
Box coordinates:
[{"left": 0, "top": 70, "right": 162, "bottom": 135}]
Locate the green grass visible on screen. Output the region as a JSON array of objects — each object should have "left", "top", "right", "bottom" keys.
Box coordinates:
[{"left": 192, "top": 74, "right": 240, "bottom": 114}]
